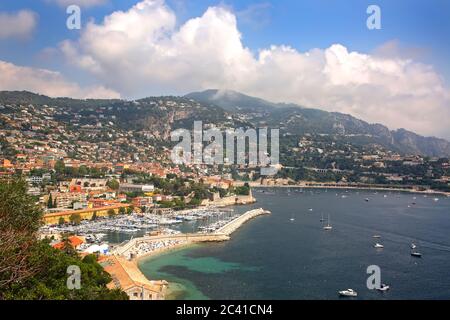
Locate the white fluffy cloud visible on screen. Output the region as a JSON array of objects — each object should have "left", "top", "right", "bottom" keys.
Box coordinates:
[
  {"left": 0, "top": 60, "right": 120, "bottom": 99},
  {"left": 60, "top": 0, "right": 450, "bottom": 138},
  {"left": 0, "top": 10, "right": 38, "bottom": 40},
  {"left": 45, "top": 0, "right": 107, "bottom": 8}
]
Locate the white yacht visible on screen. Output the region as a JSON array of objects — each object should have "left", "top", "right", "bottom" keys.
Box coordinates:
[
  {"left": 411, "top": 251, "right": 422, "bottom": 258},
  {"left": 377, "top": 284, "right": 390, "bottom": 292},
  {"left": 374, "top": 243, "right": 384, "bottom": 249},
  {"left": 339, "top": 289, "right": 358, "bottom": 297},
  {"left": 323, "top": 215, "right": 332, "bottom": 231}
]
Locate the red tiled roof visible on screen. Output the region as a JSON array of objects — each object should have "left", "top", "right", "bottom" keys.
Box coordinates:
[{"left": 52, "top": 236, "right": 84, "bottom": 249}]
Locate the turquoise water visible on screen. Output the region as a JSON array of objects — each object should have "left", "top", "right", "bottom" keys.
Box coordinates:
[
  {"left": 138, "top": 245, "right": 260, "bottom": 299},
  {"left": 139, "top": 189, "right": 450, "bottom": 300}
]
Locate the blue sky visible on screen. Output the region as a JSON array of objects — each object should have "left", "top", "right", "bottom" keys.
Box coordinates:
[
  {"left": 1, "top": 0, "right": 449, "bottom": 138},
  {"left": 1, "top": 0, "right": 449, "bottom": 79}
]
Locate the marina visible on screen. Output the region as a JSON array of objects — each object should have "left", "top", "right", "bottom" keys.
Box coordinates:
[{"left": 39, "top": 207, "right": 243, "bottom": 243}]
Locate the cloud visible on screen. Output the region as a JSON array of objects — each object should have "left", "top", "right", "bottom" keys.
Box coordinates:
[
  {"left": 45, "top": 0, "right": 108, "bottom": 8},
  {"left": 373, "top": 39, "right": 430, "bottom": 61},
  {"left": 0, "top": 10, "right": 38, "bottom": 40},
  {"left": 60, "top": 0, "right": 450, "bottom": 138},
  {"left": 0, "top": 60, "right": 120, "bottom": 99}
]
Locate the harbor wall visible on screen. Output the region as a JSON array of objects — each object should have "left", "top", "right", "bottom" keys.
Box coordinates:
[{"left": 217, "top": 208, "right": 270, "bottom": 236}]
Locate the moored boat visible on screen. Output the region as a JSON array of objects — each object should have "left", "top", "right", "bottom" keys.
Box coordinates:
[{"left": 339, "top": 289, "right": 357, "bottom": 297}]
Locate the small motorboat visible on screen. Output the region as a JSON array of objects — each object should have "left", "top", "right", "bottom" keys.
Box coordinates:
[
  {"left": 374, "top": 243, "right": 384, "bottom": 249},
  {"left": 339, "top": 289, "right": 358, "bottom": 297},
  {"left": 411, "top": 251, "right": 422, "bottom": 258},
  {"left": 377, "top": 284, "right": 390, "bottom": 292},
  {"left": 373, "top": 235, "right": 381, "bottom": 239},
  {"left": 365, "top": 198, "right": 370, "bottom": 202}
]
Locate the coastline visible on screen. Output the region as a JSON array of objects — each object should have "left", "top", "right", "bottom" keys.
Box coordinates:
[
  {"left": 116, "top": 208, "right": 270, "bottom": 300},
  {"left": 252, "top": 183, "right": 450, "bottom": 196}
]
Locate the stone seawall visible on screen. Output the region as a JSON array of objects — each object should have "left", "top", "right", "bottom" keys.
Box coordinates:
[{"left": 217, "top": 208, "right": 270, "bottom": 236}]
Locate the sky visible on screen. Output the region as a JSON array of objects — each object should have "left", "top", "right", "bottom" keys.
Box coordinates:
[{"left": 0, "top": 0, "right": 449, "bottom": 139}]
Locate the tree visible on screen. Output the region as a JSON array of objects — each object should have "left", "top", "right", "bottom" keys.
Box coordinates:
[
  {"left": 126, "top": 207, "right": 133, "bottom": 215},
  {"left": 0, "top": 180, "right": 128, "bottom": 300},
  {"left": 107, "top": 179, "right": 119, "bottom": 191},
  {"left": 1, "top": 180, "right": 42, "bottom": 289},
  {"left": 78, "top": 165, "right": 88, "bottom": 177},
  {"left": 58, "top": 217, "right": 65, "bottom": 225},
  {"left": 47, "top": 194, "right": 53, "bottom": 209},
  {"left": 118, "top": 207, "right": 126, "bottom": 215},
  {"left": 107, "top": 209, "right": 116, "bottom": 218},
  {"left": 69, "top": 213, "right": 82, "bottom": 225},
  {"left": 54, "top": 160, "right": 65, "bottom": 174},
  {"left": 91, "top": 211, "right": 98, "bottom": 221}
]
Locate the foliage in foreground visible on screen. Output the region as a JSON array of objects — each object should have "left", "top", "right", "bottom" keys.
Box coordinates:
[{"left": 0, "top": 180, "right": 128, "bottom": 300}]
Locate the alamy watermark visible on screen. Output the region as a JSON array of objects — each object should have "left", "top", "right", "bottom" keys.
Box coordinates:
[
  {"left": 67, "top": 265, "right": 81, "bottom": 290},
  {"left": 171, "top": 121, "right": 279, "bottom": 176},
  {"left": 66, "top": 5, "right": 81, "bottom": 30},
  {"left": 367, "top": 5, "right": 382, "bottom": 30},
  {"left": 366, "top": 265, "right": 381, "bottom": 290}
]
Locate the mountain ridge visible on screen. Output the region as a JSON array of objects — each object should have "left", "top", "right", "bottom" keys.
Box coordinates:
[
  {"left": 1, "top": 90, "right": 449, "bottom": 157},
  {"left": 184, "top": 89, "right": 450, "bottom": 157}
]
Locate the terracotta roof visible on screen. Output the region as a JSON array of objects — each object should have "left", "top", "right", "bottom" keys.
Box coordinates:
[{"left": 52, "top": 235, "right": 84, "bottom": 249}]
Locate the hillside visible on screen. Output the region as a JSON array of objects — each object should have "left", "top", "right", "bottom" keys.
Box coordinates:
[
  {"left": 1, "top": 90, "right": 450, "bottom": 158},
  {"left": 185, "top": 89, "right": 450, "bottom": 157}
]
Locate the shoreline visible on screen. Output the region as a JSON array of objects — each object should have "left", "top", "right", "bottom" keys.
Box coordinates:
[
  {"left": 252, "top": 184, "right": 450, "bottom": 196},
  {"left": 116, "top": 208, "right": 270, "bottom": 299}
]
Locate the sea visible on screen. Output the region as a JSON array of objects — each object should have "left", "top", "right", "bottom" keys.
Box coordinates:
[{"left": 137, "top": 188, "right": 450, "bottom": 300}]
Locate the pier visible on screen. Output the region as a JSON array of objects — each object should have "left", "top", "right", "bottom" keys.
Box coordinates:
[{"left": 216, "top": 208, "right": 270, "bottom": 236}]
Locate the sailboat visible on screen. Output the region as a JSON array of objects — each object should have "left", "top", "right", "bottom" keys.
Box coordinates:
[
  {"left": 411, "top": 242, "right": 422, "bottom": 257},
  {"left": 323, "top": 215, "right": 332, "bottom": 231},
  {"left": 320, "top": 213, "right": 325, "bottom": 222}
]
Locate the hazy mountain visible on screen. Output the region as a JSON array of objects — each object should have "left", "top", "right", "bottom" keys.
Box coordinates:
[
  {"left": 185, "top": 89, "right": 450, "bottom": 157},
  {"left": 185, "top": 89, "right": 299, "bottom": 113}
]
